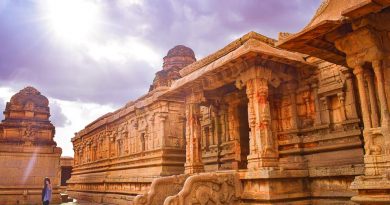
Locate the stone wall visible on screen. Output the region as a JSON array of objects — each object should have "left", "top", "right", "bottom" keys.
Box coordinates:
[
  {"left": 69, "top": 32, "right": 366, "bottom": 204},
  {"left": 67, "top": 91, "right": 186, "bottom": 203},
  {"left": 0, "top": 87, "right": 62, "bottom": 205}
]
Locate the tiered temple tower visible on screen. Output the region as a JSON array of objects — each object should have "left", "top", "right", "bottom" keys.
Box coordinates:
[
  {"left": 149, "top": 45, "right": 196, "bottom": 91},
  {"left": 0, "top": 87, "right": 62, "bottom": 205}
]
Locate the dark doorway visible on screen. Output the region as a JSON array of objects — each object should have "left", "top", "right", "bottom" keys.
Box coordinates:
[
  {"left": 238, "top": 103, "right": 250, "bottom": 169},
  {"left": 61, "top": 166, "right": 72, "bottom": 186}
]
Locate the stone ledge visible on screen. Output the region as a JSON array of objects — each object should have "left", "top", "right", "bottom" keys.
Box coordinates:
[{"left": 239, "top": 169, "right": 308, "bottom": 179}]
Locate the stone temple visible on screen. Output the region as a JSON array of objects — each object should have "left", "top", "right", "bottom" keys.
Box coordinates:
[
  {"left": 68, "top": 0, "right": 390, "bottom": 204},
  {"left": 0, "top": 87, "right": 62, "bottom": 204}
]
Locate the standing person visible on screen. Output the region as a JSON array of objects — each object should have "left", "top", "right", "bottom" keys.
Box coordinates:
[{"left": 41, "top": 177, "right": 52, "bottom": 205}]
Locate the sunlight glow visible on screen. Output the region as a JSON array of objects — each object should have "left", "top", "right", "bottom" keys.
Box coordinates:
[
  {"left": 40, "top": 0, "right": 101, "bottom": 44},
  {"left": 87, "top": 37, "right": 161, "bottom": 67}
]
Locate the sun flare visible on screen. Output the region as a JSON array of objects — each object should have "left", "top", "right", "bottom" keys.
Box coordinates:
[{"left": 40, "top": 0, "right": 100, "bottom": 44}]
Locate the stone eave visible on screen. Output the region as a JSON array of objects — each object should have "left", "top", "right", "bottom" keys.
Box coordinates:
[
  {"left": 179, "top": 31, "right": 277, "bottom": 77},
  {"left": 277, "top": 0, "right": 390, "bottom": 65},
  {"left": 165, "top": 37, "right": 314, "bottom": 96},
  {"left": 73, "top": 87, "right": 171, "bottom": 141}
]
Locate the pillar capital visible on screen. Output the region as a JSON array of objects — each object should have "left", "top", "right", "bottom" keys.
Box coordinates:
[
  {"left": 235, "top": 65, "right": 272, "bottom": 89},
  {"left": 353, "top": 65, "right": 365, "bottom": 76}
]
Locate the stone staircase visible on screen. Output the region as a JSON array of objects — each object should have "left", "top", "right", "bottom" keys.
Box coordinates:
[{"left": 134, "top": 172, "right": 242, "bottom": 205}]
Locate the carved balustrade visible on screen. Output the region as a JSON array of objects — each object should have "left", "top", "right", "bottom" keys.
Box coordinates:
[
  {"left": 133, "top": 174, "right": 189, "bottom": 205},
  {"left": 163, "top": 172, "right": 242, "bottom": 205}
]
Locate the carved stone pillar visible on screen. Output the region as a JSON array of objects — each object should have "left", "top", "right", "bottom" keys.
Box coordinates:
[
  {"left": 219, "top": 104, "right": 229, "bottom": 143},
  {"left": 372, "top": 60, "right": 390, "bottom": 128},
  {"left": 73, "top": 148, "right": 78, "bottom": 165},
  {"left": 227, "top": 100, "right": 240, "bottom": 141},
  {"left": 320, "top": 97, "right": 330, "bottom": 124},
  {"left": 342, "top": 69, "right": 359, "bottom": 119},
  {"left": 184, "top": 91, "right": 205, "bottom": 174},
  {"left": 337, "top": 92, "right": 347, "bottom": 122},
  {"left": 92, "top": 145, "right": 97, "bottom": 161},
  {"left": 245, "top": 79, "right": 257, "bottom": 155},
  {"left": 109, "top": 134, "right": 115, "bottom": 157},
  {"left": 287, "top": 82, "right": 299, "bottom": 130},
  {"left": 237, "top": 66, "right": 278, "bottom": 169},
  {"left": 335, "top": 22, "right": 390, "bottom": 204},
  {"left": 365, "top": 71, "right": 379, "bottom": 128},
  {"left": 79, "top": 148, "right": 83, "bottom": 164},
  {"left": 178, "top": 116, "right": 186, "bottom": 148},
  {"left": 273, "top": 96, "right": 282, "bottom": 132},
  {"left": 312, "top": 82, "right": 322, "bottom": 125},
  {"left": 159, "top": 113, "right": 168, "bottom": 148},
  {"left": 99, "top": 137, "right": 104, "bottom": 159},
  {"left": 201, "top": 126, "right": 207, "bottom": 150},
  {"left": 86, "top": 142, "right": 91, "bottom": 162},
  {"left": 210, "top": 105, "right": 218, "bottom": 146},
  {"left": 354, "top": 65, "right": 372, "bottom": 129}
]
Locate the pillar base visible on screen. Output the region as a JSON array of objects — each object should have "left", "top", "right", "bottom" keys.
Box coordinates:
[
  {"left": 351, "top": 175, "right": 390, "bottom": 204},
  {"left": 184, "top": 163, "right": 204, "bottom": 174},
  {"left": 247, "top": 154, "right": 278, "bottom": 170},
  {"left": 364, "top": 154, "right": 390, "bottom": 176}
]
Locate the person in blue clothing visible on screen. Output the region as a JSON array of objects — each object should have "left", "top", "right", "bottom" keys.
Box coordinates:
[{"left": 41, "top": 177, "right": 52, "bottom": 205}]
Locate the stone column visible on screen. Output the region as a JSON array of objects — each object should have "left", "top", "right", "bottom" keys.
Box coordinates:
[
  {"left": 178, "top": 116, "right": 186, "bottom": 148},
  {"left": 220, "top": 103, "right": 229, "bottom": 143},
  {"left": 287, "top": 82, "right": 299, "bottom": 130},
  {"left": 242, "top": 68, "right": 278, "bottom": 169},
  {"left": 354, "top": 65, "right": 372, "bottom": 129},
  {"left": 245, "top": 79, "right": 257, "bottom": 155},
  {"left": 320, "top": 97, "right": 330, "bottom": 124},
  {"left": 159, "top": 113, "right": 168, "bottom": 148},
  {"left": 312, "top": 82, "right": 322, "bottom": 125},
  {"left": 337, "top": 92, "right": 347, "bottom": 122},
  {"left": 273, "top": 96, "right": 282, "bottom": 132},
  {"left": 227, "top": 101, "right": 239, "bottom": 141},
  {"left": 99, "top": 138, "right": 104, "bottom": 159},
  {"left": 201, "top": 126, "right": 207, "bottom": 150},
  {"left": 92, "top": 145, "right": 97, "bottom": 161},
  {"left": 210, "top": 105, "right": 217, "bottom": 146},
  {"left": 365, "top": 71, "right": 379, "bottom": 128},
  {"left": 79, "top": 148, "right": 83, "bottom": 164},
  {"left": 184, "top": 95, "right": 204, "bottom": 174},
  {"left": 74, "top": 148, "right": 78, "bottom": 165},
  {"left": 342, "top": 69, "right": 359, "bottom": 119},
  {"left": 86, "top": 142, "right": 91, "bottom": 162},
  {"left": 372, "top": 60, "right": 390, "bottom": 128}
]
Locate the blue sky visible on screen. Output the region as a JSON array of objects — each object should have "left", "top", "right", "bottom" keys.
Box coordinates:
[{"left": 0, "top": 0, "right": 322, "bottom": 156}]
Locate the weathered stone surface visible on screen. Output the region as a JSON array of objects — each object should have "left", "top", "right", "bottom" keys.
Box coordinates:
[
  {"left": 68, "top": 30, "right": 367, "bottom": 204},
  {"left": 149, "top": 45, "right": 196, "bottom": 91},
  {"left": 68, "top": 46, "right": 191, "bottom": 203},
  {"left": 278, "top": 1, "right": 390, "bottom": 204},
  {"left": 0, "top": 87, "right": 62, "bottom": 205},
  {"left": 68, "top": 1, "right": 390, "bottom": 204}
]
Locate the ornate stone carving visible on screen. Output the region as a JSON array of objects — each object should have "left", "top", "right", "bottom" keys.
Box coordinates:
[
  {"left": 163, "top": 172, "right": 242, "bottom": 205},
  {"left": 184, "top": 90, "right": 205, "bottom": 173},
  {"left": 133, "top": 174, "right": 189, "bottom": 205}
]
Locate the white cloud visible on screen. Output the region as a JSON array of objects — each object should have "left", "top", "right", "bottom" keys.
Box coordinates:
[
  {"left": 87, "top": 37, "right": 161, "bottom": 68},
  {"left": 0, "top": 86, "right": 14, "bottom": 112}
]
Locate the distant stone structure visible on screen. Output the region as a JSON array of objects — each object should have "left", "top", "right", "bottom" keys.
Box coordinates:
[
  {"left": 0, "top": 87, "right": 62, "bottom": 205},
  {"left": 60, "top": 157, "right": 73, "bottom": 187},
  {"left": 68, "top": 0, "right": 390, "bottom": 204},
  {"left": 149, "top": 45, "right": 196, "bottom": 91}
]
